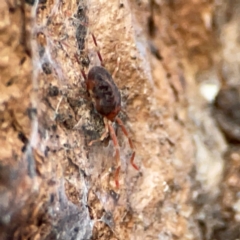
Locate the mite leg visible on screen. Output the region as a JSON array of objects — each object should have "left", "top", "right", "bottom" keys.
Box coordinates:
[
  {"left": 108, "top": 121, "right": 121, "bottom": 188},
  {"left": 81, "top": 68, "right": 87, "bottom": 81},
  {"left": 115, "top": 117, "right": 139, "bottom": 171},
  {"left": 88, "top": 117, "right": 109, "bottom": 146},
  {"left": 74, "top": 53, "right": 87, "bottom": 81},
  {"left": 91, "top": 33, "right": 104, "bottom": 67},
  {"left": 112, "top": 57, "right": 120, "bottom": 79}
]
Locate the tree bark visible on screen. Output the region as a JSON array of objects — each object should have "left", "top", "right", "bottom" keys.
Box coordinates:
[{"left": 1, "top": 0, "right": 239, "bottom": 239}]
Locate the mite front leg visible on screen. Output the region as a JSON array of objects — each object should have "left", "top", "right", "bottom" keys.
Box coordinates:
[
  {"left": 88, "top": 117, "right": 109, "bottom": 146},
  {"left": 112, "top": 57, "right": 120, "bottom": 79},
  {"left": 74, "top": 53, "right": 88, "bottom": 82},
  {"left": 91, "top": 33, "right": 104, "bottom": 67},
  {"left": 115, "top": 117, "right": 139, "bottom": 171},
  {"left": 108, "top": 121, "right": 121, "bottom": 188}
]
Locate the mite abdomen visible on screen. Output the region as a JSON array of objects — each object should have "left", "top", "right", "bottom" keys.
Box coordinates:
[{"left": 87, "top": 66, "right": 121, "bottom": 121}]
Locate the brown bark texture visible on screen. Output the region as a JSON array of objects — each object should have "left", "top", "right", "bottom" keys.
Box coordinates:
[{"left": 1, "top": 0, "right": 240, "bottom": 239}]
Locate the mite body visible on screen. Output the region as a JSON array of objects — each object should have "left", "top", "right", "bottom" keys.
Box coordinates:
[
  {"left": 80, "top": 34, "right": 139, "bottom": 188},
  {"left": 87, "top": 66, "right": 121, "bottom": 121}
]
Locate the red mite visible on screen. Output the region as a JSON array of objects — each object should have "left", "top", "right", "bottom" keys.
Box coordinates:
[{"left": 80, "top": 34, "right": 139, "bottom": 188}]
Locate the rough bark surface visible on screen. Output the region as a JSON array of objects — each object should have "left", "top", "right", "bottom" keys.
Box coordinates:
[{"left": 1, "top": 0, "right": 240, "bottom": 240}]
